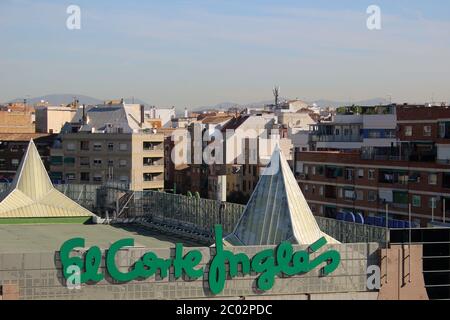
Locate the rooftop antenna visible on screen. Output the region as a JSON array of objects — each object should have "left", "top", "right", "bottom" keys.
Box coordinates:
[
  {"left": 273, "top": 85, "right": 280, "bottom": 108},
  {"left": 23, "top": 94, "right": 30, "bottom": 113},
  {"left": 72, "top": 96, "right": 79, "bottom": 108}
]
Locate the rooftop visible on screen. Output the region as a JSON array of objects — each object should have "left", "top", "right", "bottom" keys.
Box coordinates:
[
  {"left": 0, "top": 133, "right": 56, "bottom": 142},
  {"left": 0, "top": 223, "right": 200, "bottom": 253}
]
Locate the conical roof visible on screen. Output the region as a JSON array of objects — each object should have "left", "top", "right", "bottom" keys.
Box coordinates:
[
  {"left": 0, "top": 140, "right": 93, "bottom": 218},
  {"left": 224, "top": 146, "right": 337, "bottom": 246}
]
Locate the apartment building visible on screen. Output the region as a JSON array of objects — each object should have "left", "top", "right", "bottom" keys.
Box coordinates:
[
  {"left": 296, "top": 104, "right": 450, "bottom": 227},
  {"left": 0, "top": 103, "right": 35, "bottom": 133},
  {"left": 309, "top": 104, "right": 397, "bottom": 151},
  {"left": 207, "top": 114, "right": 293, "bottom": 201},
  {"left": 0, "top": 133, "right": 57, "bottom": 181},
  {"left": 164, "top": 113, "right": 234, "bottom": 197},
  {"left": 49, "top": 102, "right": 164, "bottom": 191},
  {"left": 35, "top": 105, "right": 77, "bottom": 133}
]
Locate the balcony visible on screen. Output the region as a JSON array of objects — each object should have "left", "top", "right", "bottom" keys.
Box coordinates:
[
  {"left": 142, "top": 180, "right": 164, "bottom": 189},
  {"left": 142, "top": 149, "right": 164, "bottom": 157},
  {"left": 142, "top": 165, "right": 164, "bottom": 173},
  {"left": 312, "top": 135, "right": 363, "bottom": 143},
  {"left": 143, "top": 142, "right": 163, "bottom": 151}
]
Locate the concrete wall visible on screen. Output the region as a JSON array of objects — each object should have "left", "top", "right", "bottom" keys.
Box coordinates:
[{"left": 35, "top": 107, "right": 76, "bottom": 133}]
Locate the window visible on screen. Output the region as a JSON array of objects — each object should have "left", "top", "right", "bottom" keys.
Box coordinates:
[
  {"left": 65, "top": 173, "right": 76, "bottom": 181},
  {"left": 93, "top": 142, "right": 102, "bottom": 151},
  {"left": 319, "top": 186, "right": 324, "bottom": 196},
  {"left": 324, "top": 185, "right": 337, "bottom": 199},
  {"left": 93, "top": 159, "right": 102, "bottom": 167},
  {"left": 429, "top": 197, "right": 438, "bottom": 209},
  {"left": 50, "top": 156, "right": 63, "bottom": 166},
  {"left": 107, "top": 142, "right": 114, "bottom": 151},
  {"left": 368, "top": 130, "right": 381, "bottom": 139},
  {"left": 412, "top": 195, "right": 421, "bottom": 208},
  {"left": 378, "top": 170, "right": 409, "bottom": 184},
  {"left": 66, "top": 143, "right": 76, "bottom": 151},
  {"left": 356, "top": 190, "right": 364, "bottom": 201},
  {"left": 80, "top": 172, "right": 90, "bottom": 182},
  {"left": 345, "top": 168, "right": 354, "bottom": 181},
  {"left": 439, "top": 122, "right": 450, "bottom": 139},
  {"left": 50, "top": 172, "right": 62, "bottom": 181},
  {"left": 119, "top": 143, "right": 128, "bottom": 151},
  {"left": 0, "top": 159, "right": 5, "bottom": 168},
  {"left": 344, "top": 189, "right": 355, "bottom": 200},
  {"left": 325, "top": 166, "right": 343, "bottom": 179},
  {"left": 143, "top": 157, "right": 154, "bottom": 166},
  {"left": 80, "top": 157, "right": 90, "bottom": 166},
  {"left": 304, "top": 185, "right": 309, "bottom": 192},
  {"left": 312, "top": 166, "right": 316, "bottom": 175},
  {"left": 11, "top": 159, "right": 19, "bottom": 167},
  {"left": 423, "top": 125, "right": 432, "bottom": 137},
  {"left": 368, "top": 169, "right": 375, "bottom": 180},
  {"left": 119, "top": 159, "right": 127, "bottom": 167},
  {"left": 405, "top": 126, "right": 412, "bottom": 137},
  {"left": 444, "top": 173, "right": 450, "bottom": 189},
  {"left": 316, "top": 166, "right": 324, "bottom": 175},
  {"left": 143, "top": 142, "right": 158, "bottom": 150},
  {"left": 10, "top": 144, "right": 20, "bottom": 152},
  {"left": 119, "top": 176, "right": 129, "bottom": 183},
  {"left": 108, "top": 159, "right": 114, "bottom": 167},
  {"left": 93, "top": 174, "right": 102, "bottom": 182},
  {"left": 64, "top": 157, "right": 75, "bottom": 166},
  {"left": 80, "top": 141, "right": 89, "bottom": 151},
  {"left": 357, "top": 169, "right": 364, "bottom": 179},
  {"left": 409, "top": 172, "right": 421, "bottom": 183},
  {"left": 368, "top": 190, "right": 377, "bottom": 202},
  {"left": 304, "top": 165, "right": 309, "bottom": 175},
  {"left": 428, "top": 173, "right": 438, "bottom": 185},
  {"left": 143, "top": 173, "right": 154, "bottom": 181},
  {"left": 393, "top": 191, "right": 408, "bottom": 205}
]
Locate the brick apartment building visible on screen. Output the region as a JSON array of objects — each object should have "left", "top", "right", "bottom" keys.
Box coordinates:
[
  {"left": 296, "top": 104, "right": 450, "bottom": 227},
  {"left": 0, "top": 103, "right": 35, "bottom": 134}
]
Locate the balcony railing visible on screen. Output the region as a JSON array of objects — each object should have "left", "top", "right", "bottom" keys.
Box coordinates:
[{"left": 311, "top": 135, "right": 363, "bottom": 143}]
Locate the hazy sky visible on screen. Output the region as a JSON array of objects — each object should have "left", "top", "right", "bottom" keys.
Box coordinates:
[{"left": 1, "top": 0, "right": 449, "bottom": 108}]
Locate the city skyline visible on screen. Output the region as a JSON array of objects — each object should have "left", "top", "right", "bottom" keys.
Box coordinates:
[{"left": 1, "top": 0, "right": 450, "bottom": 107}]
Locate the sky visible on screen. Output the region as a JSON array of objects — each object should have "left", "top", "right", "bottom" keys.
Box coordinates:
[{"left": 0, "top": 0, "right": 449, "bottom": 108}]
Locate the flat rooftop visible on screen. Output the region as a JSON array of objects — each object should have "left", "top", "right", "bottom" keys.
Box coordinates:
[{"left": 0, "top": 224, "right": 201, "bottom": 253}]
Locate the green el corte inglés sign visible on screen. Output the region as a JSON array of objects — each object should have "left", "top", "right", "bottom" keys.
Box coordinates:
[{"left": 59, "top": 225, "right": 341, "bottom": 294}]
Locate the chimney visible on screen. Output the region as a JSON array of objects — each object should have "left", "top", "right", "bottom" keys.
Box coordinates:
[
  {"left": 82, "top": 104, "right": 87, "bottom": 124},
  {"left": 140, "top": 104, "right": 145, "bottom": 127}
]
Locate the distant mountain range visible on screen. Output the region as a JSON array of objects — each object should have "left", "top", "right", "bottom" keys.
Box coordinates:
[
  {"left": 5, "top": 93, "right": 390, "bottom": 112},
  {"left": 194, "top": 97, "right": 391, "bottom": 111},
  {"left": 7, "top": 94, "right": 148, "bottom": 106}
]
